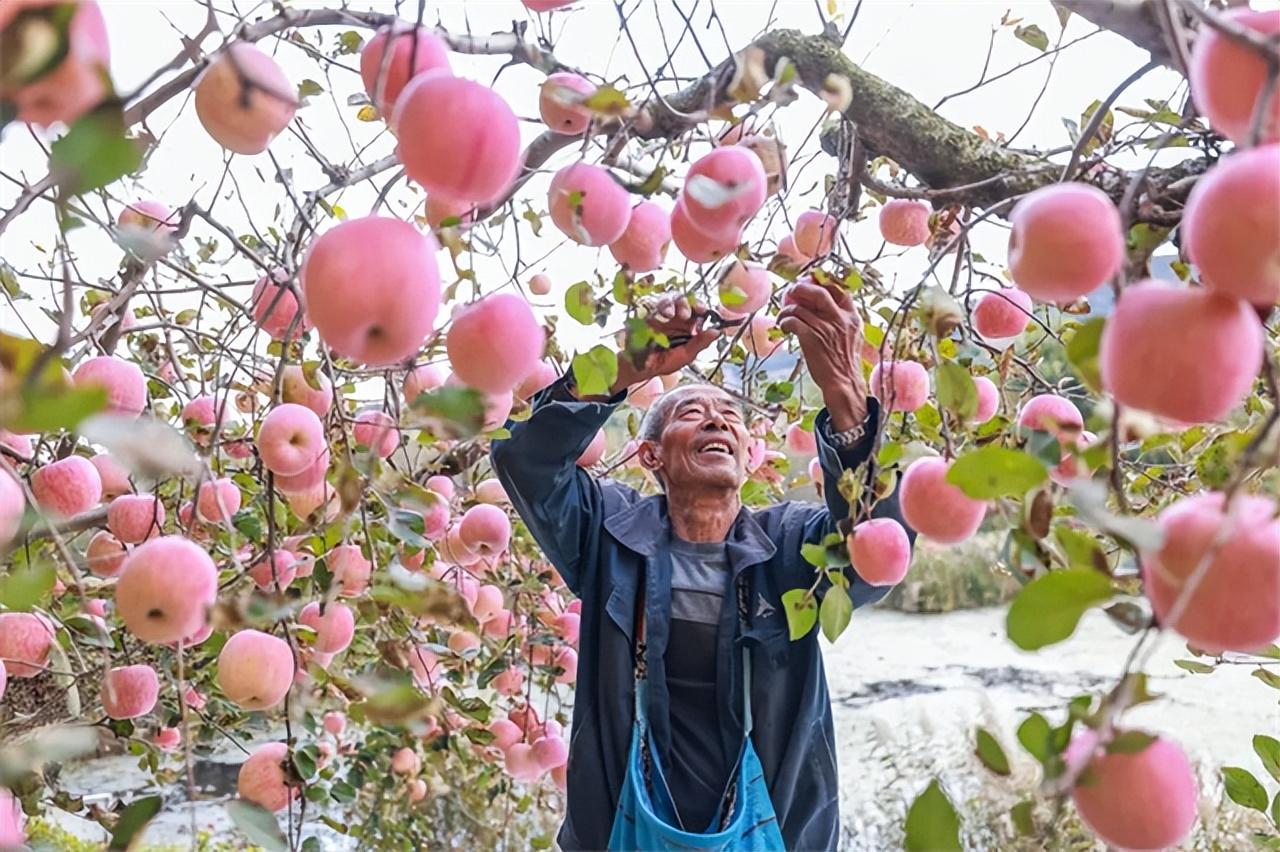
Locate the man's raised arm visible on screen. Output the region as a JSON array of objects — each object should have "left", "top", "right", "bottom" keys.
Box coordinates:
[
  {"left": 779, "top": 279, "right": 916, "bottom": 607},
  {"left": 490, "top": 294, "right": 721, "bottom": 596}
]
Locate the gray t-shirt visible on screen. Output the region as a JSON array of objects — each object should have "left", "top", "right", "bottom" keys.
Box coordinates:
[{"left": 664, "top": 537, "right": 733, "bottom": 831}]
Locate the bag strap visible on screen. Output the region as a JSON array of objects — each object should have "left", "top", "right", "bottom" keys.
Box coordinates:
[
  {"left": 633, "top": 566, "right": 647, "bottom": 681},
  {"left": 736, "top": 573, "right": 754, "bottom": 734}
]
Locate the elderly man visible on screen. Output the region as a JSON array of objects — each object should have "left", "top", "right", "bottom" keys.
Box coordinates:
[{"left": 491, "top": 279, "right": 912, "bottom": 851}]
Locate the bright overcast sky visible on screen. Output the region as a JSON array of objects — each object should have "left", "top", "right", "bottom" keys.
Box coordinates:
[{"left": 1, "top": 0, "right": 1257, "bottom": 368}]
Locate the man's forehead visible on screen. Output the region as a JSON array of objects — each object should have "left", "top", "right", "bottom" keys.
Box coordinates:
[{"left": 666, "top": 385, "right": 735, "bottom": 407}]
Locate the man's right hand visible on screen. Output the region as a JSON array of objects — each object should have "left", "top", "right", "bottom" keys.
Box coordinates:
[{"left": 587, "top": 294, "right": 721, "bottom": 398}]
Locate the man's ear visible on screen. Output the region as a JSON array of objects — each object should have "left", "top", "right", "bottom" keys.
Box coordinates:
[{"left": 637, "top": 440, "right": 662, "bottom": 477}]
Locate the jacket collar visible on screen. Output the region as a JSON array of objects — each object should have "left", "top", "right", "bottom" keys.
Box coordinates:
[{"left": 603, "top": 493, "right": 778, "bottom": 570}]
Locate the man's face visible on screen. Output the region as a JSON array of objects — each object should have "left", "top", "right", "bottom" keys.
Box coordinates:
[{"left": 643, "top": 387, "right": 750, "bottom": 491}]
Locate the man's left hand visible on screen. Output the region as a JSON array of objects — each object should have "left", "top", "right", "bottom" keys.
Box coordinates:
[{"left": 778, "top": 279, "right": 869, "bottom": 432}]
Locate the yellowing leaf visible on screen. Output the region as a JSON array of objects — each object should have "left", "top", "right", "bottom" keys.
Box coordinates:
[
  {"left": 582, "top": 85, "right": 631, "bottom": 117},
  {"left": 356, "top": 104, "right": 380, "bottom": 122}
]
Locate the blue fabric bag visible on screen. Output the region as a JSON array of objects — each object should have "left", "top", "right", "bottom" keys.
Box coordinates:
[{"left": 607, "top": 576, "right": 785, "bottom": 851}]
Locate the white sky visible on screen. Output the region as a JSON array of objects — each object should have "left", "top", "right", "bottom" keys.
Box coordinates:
[{"left": 0, "top": 0, "right": 1257, "bottom": 384}]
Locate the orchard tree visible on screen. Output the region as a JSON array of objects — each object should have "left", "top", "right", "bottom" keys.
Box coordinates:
[{"left": 0, "top": 0, "right": 1278, "bottom": 849}]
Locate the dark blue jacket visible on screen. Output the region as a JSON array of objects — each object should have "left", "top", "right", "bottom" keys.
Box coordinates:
[{"left": 491, "top": 376, "right": 911, "bottom": 851}]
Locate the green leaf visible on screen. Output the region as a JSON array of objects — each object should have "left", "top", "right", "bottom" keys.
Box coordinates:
[
  {"left": 50, "top": 107, "right": 143, "bottom": 195},
  {"left": 1006, "top": 569, "right": 1113, "bottom": 651},
  {"left": 1255, "top": 735, "right": 1280, "bottom": 783},
  {"left": 1065, "top": 318, "right": 1105, "bottom": 391},
  {"left": 819, "top": 585, "right": 852, "bottom": 642},
  {"left": 297, "top": 78, "right": 324, "bottom": 102},
  {"left": 1010, "top": 799, "right": 1036, "bottom": 835},
  {"left": 564, "top": 281, "right": 596, "bottom": 325},
  {"left": 936, "top": 361, "right": 978, "bottom": 419},
  {"left": 1106, "top": 730, "right": 1155, "bottom": 754},
  {"left": 571, "top": 345, "right": 618, "bottom": 397},
  {"left": 1017, "top": 713, "right": 1052, "bottom": 763},
  {"left": 1054, "top": 525, "right": 1106, "bottom": 572},
  {"left": 581, "top": 84, "right": 631, "bottom": 116},
  {"left": 227, "top": 800, "right": 288, "bottom": 851},
  {"left": 5, "top": 384, "right": 107, "bottom": 433},
  {"left": 387, "top": 508, "right": 427, "bottom": 548},
  {"left": 1272, "top": 791, "right": 1280, "bottom": 830},
  {"left": 1223, "top": 766, "right": 1269, "bottom": 812},
  {"left": 764, "top": 381, "right": 794, "bottom": 404},
  {"left": 292, "top": 748, "right": 317, "bottom": 780},
  {"left": 1173, "top": 659, "right": 1216, "bottom": 674},
  {"left": 336, "top": 30, "right": 364, "bottom": 55},
  {"left": 904, "top": 779, "right": 962, "bottom": 852},
  {"left": 1078, "top": 100, "right": 1114, "bottom": 154},
  {"left": 0, "top": 263, "right": 22, "bottom": 300},
  {"left": 0, "top": 560, "right": 55, "bottom": 611},
  {"left": 781, "top": 588, "right": 817, "bottom": 641},
  {"left": 108, "top": 794, "right": 163, "bottom": 850},
  {"left": 1014, "top": 23, "right": 1049, "bottom": 51},
  {"left": 947, "top": 445, "right": 1048, "bottom": 499},
  {"left": 633, "top": 165, "right": 668, "bottom": 197},
  {"left": 975, "top": 728, "right": 1011, "bottom": 776},
  {"left": 800, "top": 542, "right": 828, "bottom": 568},
  {"left": 409, "top": 386, "right": 486, "bottom": 439}
]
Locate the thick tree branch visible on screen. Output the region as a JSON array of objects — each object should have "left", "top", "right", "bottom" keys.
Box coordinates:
[{"left": 1055, "top": 0, "right": 1177, "bottom": 66}]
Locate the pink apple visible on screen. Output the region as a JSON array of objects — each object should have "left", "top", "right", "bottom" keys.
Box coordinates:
[
  {"left": 302, "top": 216, "right": 442, "bottom": 366},
  {"left": 458, "top": 504, "right": 510, "bottom": 556},
  {"left": 609, "top": 201, "right": 671, "bottom": 272},
  {"left": 549, "top": 162, "right": 633, "bottom": 246},
  {"left": 869, "top": 361, "right": 930, "bottom": 413},
  {"left": 298, "top": 601, "right": 356, "bottom": 654},
  {"left": 0, "top": 612, "right": 54, "bottom": 677},
  {"left": 31, "top": 456, "right": 102, "bottom": 519},
  {"left": 280, "top": 365, "right": 333, "bottom": 417},
  {"left": 973, "top": 289, "right": 1034, "bottom": 342},
  {"left": 848, "top": 518, "right": 912, "bottom": 586},
  {"left": 101, "top": 664, "right": 159, "bottom": 719},
  {"left": 115, "top": 536, "right": 217, "bottom": 644},
  {"left": 899, "top": 457, "right": 987, "bottom": 544},
  {"left": 217, "top": 629, "right": 295, "bottom": 710},
  {"left": 878, "top": 199, "right": 931, "bottom": 247},
  {"left": 196, "top": 478, "right": 241, "bottom": 524},
  {"left": 86, "top": 530, "right": 128, "bottom": 578},
  {"left": 107, "top": 493, "right": 165, "bottom": 543},
  {"left": 329, "top": 544, "right": 372, "bottom": 597},
  {"left": 447, "top": 294, "right": 544, "bottom": 395},
  {"left": 195, "top": 43, "right": 297, "bottom": 155},
  {"left": 258, "top": 403, "right": 325, "bottom": 476},
  {"left": 1099, "top": 280, "right": 1266, "bottom": 425},
  {"left": 360, "top": 24, "right": 450, "bottom": 113},
  {"left": 393, "top": 73, "right": 522, "bottom": 204},
  {"left": 72, "top": 355, "right": 146, "bottom": 416},
  {"left": 539, "top": 71, "right": 595, "bottom": 135},
  {"left": 353, "top": 410, "right": 398, "bottom": 458},
  {"left": 1008, "top": 184, "right": 1124, "bottom": 303},
  {"left": 237, "top": 742, "right": 297, "bottom": 812},
  {"left": 793, "top": 210, "right": 838, "bottom": 257},
  {"left": 251, "top": 270, "right": 310, "bottom": 342}
]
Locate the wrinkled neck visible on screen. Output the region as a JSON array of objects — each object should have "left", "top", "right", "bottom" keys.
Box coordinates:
[{"left": 666, "top": 486, "right": 739, "bottom": 543}]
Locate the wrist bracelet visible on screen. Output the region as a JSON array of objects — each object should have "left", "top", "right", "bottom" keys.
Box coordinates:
[{"left": 827, "top": 420, "right": 868, "bottom": 449}]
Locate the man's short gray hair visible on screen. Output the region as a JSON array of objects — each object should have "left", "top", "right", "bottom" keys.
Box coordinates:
[{"left": 637, "top": 383, "right": 744, "bottom": 444}]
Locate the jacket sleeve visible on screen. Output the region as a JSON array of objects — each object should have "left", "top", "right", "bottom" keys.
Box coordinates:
[
  {"left": 801, "top": 397, "right": 916, "bottom": 608},
  {"left": 489, "top": 374, "right": 627, "bottom": 597}
]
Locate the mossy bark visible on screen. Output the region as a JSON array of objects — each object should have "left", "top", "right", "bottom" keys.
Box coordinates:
[{"left": 646, "top": 27, "right": 1201, "bottom": 217}]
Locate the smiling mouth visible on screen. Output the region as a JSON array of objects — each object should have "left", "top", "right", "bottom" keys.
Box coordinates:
[{"left": 697, "top": 440, "right": 735, "bottom": 458}]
